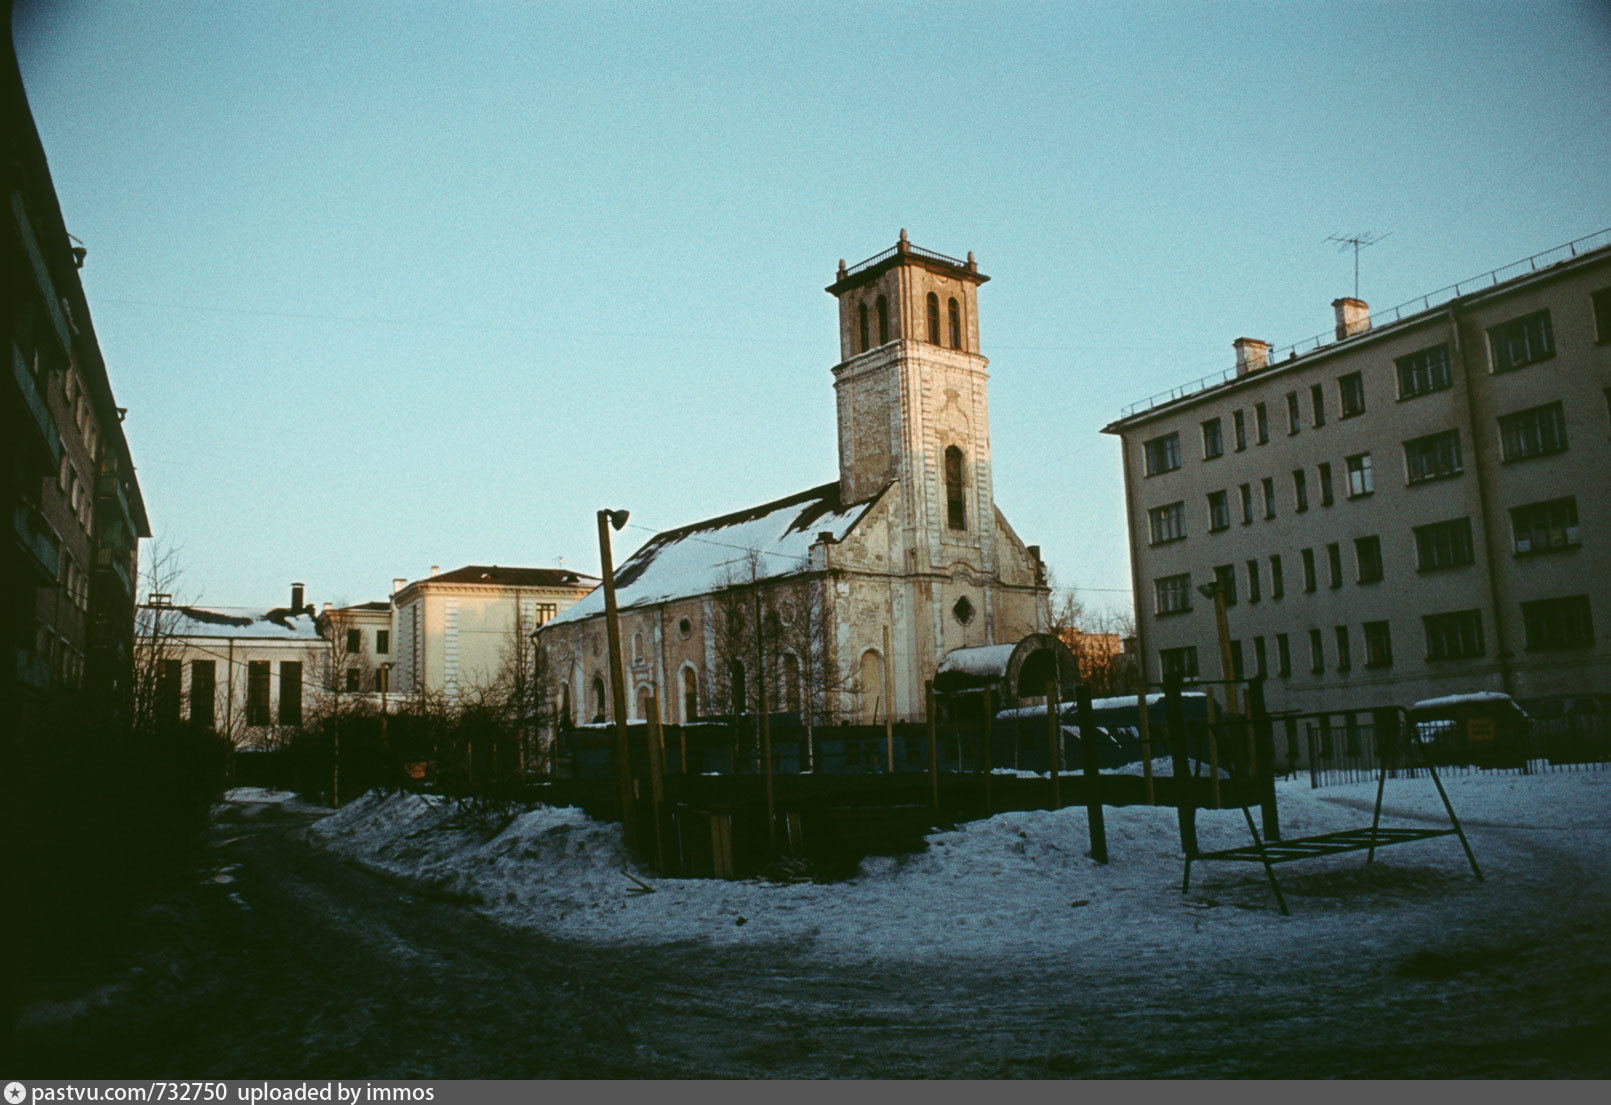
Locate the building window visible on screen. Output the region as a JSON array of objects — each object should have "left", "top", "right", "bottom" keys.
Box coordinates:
[
  {"left": 1148, "top": 502, "right": 1186, "bottom": 545},
  {"left": 1424, "top": 610, "right": 1485, "bottom": 660},
  {"left": 1155, "top": 573, "right": 1193, "bottom": 615},
  {"left": 1246, "top": 559, "right": 1261, "bottom": 603},
  {"left": 1489, "top": 309, "right": 1554, "bottom": 372},
  {"left": 952, "top": 596, "right": 974, "bottom": 624},
  {"left": 1255, "top": 403, "right": 1269, "bottom": 444},
  {"left": 591, "top": 676, "right": 607, "bottom": 722},
  {"left": 1318, "top": 462, "right": 1334, "bottom": 506},
  {"left": 1346, "top": 453, "right": 1373, "bottom": 497},
  {"left": 1405, "top": 430, "right": 1463, "bottom": 483},
  {"left": 1594, "top": 288, "right": 1611, "bottom": 343},
  {"left": 1239, "top": 483, "right": 1253, "bottom": 524},
  {"left": 346, "top": 628, "right": 362, "bottom": 653},
  {"left": 1396, "top": 344, "right": 1452, "bottom": 398},
  {"left": 632, "top": 630, "right": 645, "bottom": 665},
  {"left": 1338, "top": 372, "right": 1365, "bottom": 418},
  {"left": 1498, "top": 402, "right": 1567, "bottom": 462},
  {"left": 1521, "top": 595, "right": 1594, "bottom": 652},
  {"left": 877, "top": 296, "right": 889, "bottom": 344},
  {"left": 1308, "top": 628, "right": 1324, "bottom": 673},
  {"left": 281, "top": 662, "right": 303, "bottom": 725},
  {"left": 376, "top": 666, "right": 389, "bottom": 692},
  {"left": 1261, "top": 477, "right": 1275, "bottom": 519},
  {"left": 157, "top": 659, "right": 182, "bottom": 723},
  {"left": 1334, "top": 626, "right": 1351, "bottom": 671},
  {"left": 534, "top": 603, "right": 557, "bottom": 627},
  {"left": 376, "top": 629, "right": 390, "bottom": 653},
  {"left": 346, "top": 668, "right": 361, "bottom": 692},
  {"left": 1292, "top": 469, "right": 1309, "bottom": 512},
  {"left": 1415, "top": 517, "right": 1475, "bottom": 571},
  {"left": 948, "top": 297, "right": 962, "bottom": 350},
  {"left": 190, "top": 660, "right": 216, "bottom": 728},
  {"left": 1160, "top": 646, "right": 1199, "bottom": 680},
  {"left": 1276, "top": 633, "right": 1292, "bottom": 677},
  {"left": 682, "top": 667, "right": 699, "bottom": 723},
  {"left": 858, "top": 302, "right": 869, "bottom": 352},
  {"left": 1287, "top": 392, "right": 1301, "bottom": 434},
  {"left": 1327, "top": 543, "right": 1343, "bottom": 588},
  {"left": 1269, "top": 554, "right": 1284, "bottom": 599},
  {"left": 1233, "top": 410, "right": 1247, "bottom": 451},
  {"left": 1302, "top": 548, "right": 1317, "bottom": 593},
  {"left": 1310, "top": 383, "right": 1326, "bottom": 427},
  {"left": 926, "top": 292, "right": 941, "bottom": 344},
  {"left": 1364, "top": 621, "right": 1392, "bottom": 668},
  {"left": 1144, "top": 433, "right": 1181, "bottom": 476},
  {"left": 1208, "top": 491, "right": 1230, "bottom": 532},
  {"left": 246, "top": 661, "right": 271, "bottom": 726},
  {"left": 1511, "top": 497, "right": 1579, "bottom": 555},
  {"left": 945, "top": 446, "right": 967, "bottom": 530},
  {"left": 1229, "top": 640, "right": 1245, "bottom": 679},
  {"left": 1355, "top": 535, "right": 1383, "bottom": 583},
  {"left": 1214, "top": 563, "right": 1238, "bottom": 606},
  {"left": 1253, "top": 636, "right": 1268, "bottom": 677},
  {"left": 1201, "top": 417, "right": 1224, "bottom": 459}
]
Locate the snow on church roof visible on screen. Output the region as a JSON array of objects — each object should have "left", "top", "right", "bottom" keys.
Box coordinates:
[{"left": 548, "top": 481, "right": 884, "bottom": 626}]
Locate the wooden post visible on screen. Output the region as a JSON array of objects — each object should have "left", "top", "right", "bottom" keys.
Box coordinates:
[
  {"left": 1204, "top": 687, "right": 1223, "bottom": 810},
  {"left": 926, "top": 680, "right": 939, "bottom": 809},
  {"left": 1165, "top": 677, "right": 1197, "bottom": 859},
  {"left": 1077, "top": 684, "right": 1107, "bottom": 863},
  {"left": 1137, "top": 686, "right": 1155, "bottom": 805},
  {"left": 646, "top": 692, "right": 667, "bottom": 872},
  {"left": 981, "top": 685, "right": 994, "bottom": 816},
  {"left": 597, "top": 509, "right": 637, "bottom": 848},
  {"left": 1247, "top": 678, "right": 1280, "bottom": 842},
  {"left": 1045, "top": 678, "right": 1061, "bottom": 811},
  {"left": 883, "top": 624, "right": 895, "bottom": 773},
  {"left": 760, "top": 676, "right": 775, "bottom": 851}
]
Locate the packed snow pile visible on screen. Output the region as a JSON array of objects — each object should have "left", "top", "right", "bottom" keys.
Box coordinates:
[{"left": 307, "top": 772, "right": 1610, "bottom": 961}]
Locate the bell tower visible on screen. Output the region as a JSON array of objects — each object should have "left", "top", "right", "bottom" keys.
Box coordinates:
[{"left": 827, "top": 230, "right": 994, "bottom": 561}]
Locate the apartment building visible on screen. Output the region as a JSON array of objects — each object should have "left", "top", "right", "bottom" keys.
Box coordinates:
[
  {"left": 318, "top": 599, "right": 395, "bottom": 693},
  {"left": 394, "top": 565, "right": 597, "bottom": 701},
  {"left": 1104, "top": 233, "right": 1611, "bottom": 715},
  {"left": 4, "top": 33, "right": 149, "bottom": 738}
]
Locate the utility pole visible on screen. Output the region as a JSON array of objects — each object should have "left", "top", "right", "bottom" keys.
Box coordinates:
[{"left": 597, "top": 508, "right": 637, "bottom": 848}]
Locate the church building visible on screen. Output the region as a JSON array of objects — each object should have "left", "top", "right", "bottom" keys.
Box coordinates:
[{"left": 537, "top": 233, "right": 1056, "bottom": 736}]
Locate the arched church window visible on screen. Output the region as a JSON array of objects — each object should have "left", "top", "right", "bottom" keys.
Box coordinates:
[
  {"left": 876, "top": 296, "right": 890, "bottom": 345},
  {"left": 632, "top": 630, "right": 644, "bottom": 664},
  {"left": 859, "top": 649, "right": 884, "bottom": 724},
  {"left": 682, "top": 666, "right": 700, "bottom": 723},
  {"left": 948, "top": 297, "right": 962, "bottom": 350},
  {"left": 945, "top": 446, "right": 966, "bottom": 530},
  {"left": 590, "top": 676, "right": 606, "bottom": 723},
  {"left": 858, "top": 303, "right": 869, "bottom": 353},
  {"left": 927, "top": 293, "right": 941, "bottom": 344}
]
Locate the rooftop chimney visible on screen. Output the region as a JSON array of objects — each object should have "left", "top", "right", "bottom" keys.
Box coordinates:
[
  {"left": 291, "top": 582, "right": 305, "bottom": 611},
  {"left": 1333, "top": 297, "right": 1370, "bottom": 340},
  {"left": 392, "top": 577, "right": 406, "bottom": 595},
  {"left": 430, "top": 565, "right": 439, "bottom": 577},
  {"left": 1233, "top": 337, "right": 1271, "bottom": 376}
]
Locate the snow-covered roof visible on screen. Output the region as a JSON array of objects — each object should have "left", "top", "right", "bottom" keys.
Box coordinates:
[
  {"left": 936, "top": 644, "right": 1017, "bottom": 678},
  {"left": 137, "top": 605, "right": 322, "bottom": 640},
  {"left": 547, "top": 481, "right": 882, "bottom": 626}
]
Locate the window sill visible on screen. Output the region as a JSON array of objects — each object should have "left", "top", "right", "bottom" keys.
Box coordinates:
[
  {"left": 1357, "top": 577, "right": 1384, "bottom": 586},
  {"left": 1346, "top": 491, "right": 1374, "bottom": 500},
  {"left": 1203, "top": 454, "right": 1223, "bottom": 462},
  {"left": 1156, "top": 607, "right": 1194, "bottom": 618},
  {"left": 1415, "top": 563, "right": 1474, "bottom": 573},
  {"left": 1514, "top": 543, "right": 1580, "bottom": 558},
  {"left": 1524, "top": 643, "right": 1596, "bottom": 654},
  {"left": 1397, "top": 387, "right": 1452, "bottom": 402},
  {"left": 1493, "top": 352, "right": 1556, "bottom": 373},
  {"left": 1144, "top": 469, "right": 1181, "bottom": 479},
  {"left": 1339, "top": 411, "right": 1364, "bottom": 421},
  {"left": 1406, "top": 470, "right": 1463, "bottom": 486},
  {"left": 1425, "top": 654, "right": 1486, "bottom": 663},
  {"left": 1500, "top": 449, "right": 1568, "bottom": 465},
  {"left": 1364, "top": 661, "right": 1392, "bottom": 670},
  {"left": 1209, "top": 525, "right": 1230, "bottom": 534},
  {"left": 1148, "top": 536, "right": 1188, "bottom": 548}
]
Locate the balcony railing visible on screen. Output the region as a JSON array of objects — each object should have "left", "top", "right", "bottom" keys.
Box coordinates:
[
  {"left": 842, "top": 241, "right": 970, "bottom": 281},
  {"left": 12, "top": 344, "right": 62, "bottom": 468},
  {"left": 14, "top": 504, "right": 60, "bottom": 583},
  {"left": 1119, "top": 227, "right": 1611, "bottom": 419}
]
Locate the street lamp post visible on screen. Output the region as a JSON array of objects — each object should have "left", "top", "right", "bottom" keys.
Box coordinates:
[{"left": 597, "top": 508, "right": 637, "bottom": 849}]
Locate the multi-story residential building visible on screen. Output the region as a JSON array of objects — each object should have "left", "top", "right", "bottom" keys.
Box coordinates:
[
  {"left": 393, "top": 565, "right": 597, "bottom": 702},
  {"left": 4, "top": 32, "right": 149, "bottom": 738},
  {"left": 537, "top": 233, "right": 1054, "bottom": 738},
  {"left": 319, "top": 599, "right": 396, "bottom": 694},
  {"left": 137, "top": 584, "right": 324, "bottom": 750},
  {"left": 1104, "top": 232, "right": 1611, "bottom": 715}
]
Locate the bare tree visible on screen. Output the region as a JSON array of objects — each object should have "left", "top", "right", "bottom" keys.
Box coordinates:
[
  {"left": 1046, "top": 574, "right": 1139, "bottom": 698},
  {"left": 131, "top": 539, "right": 189, "bottom": 736}
]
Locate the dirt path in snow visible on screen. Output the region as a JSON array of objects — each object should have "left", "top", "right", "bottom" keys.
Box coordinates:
[{"left": 14, "top": 800, "right": 1611, "bottom": 1078}]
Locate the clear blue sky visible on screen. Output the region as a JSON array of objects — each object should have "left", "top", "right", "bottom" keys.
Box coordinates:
[{"left": 15, "top": 0, "right": 1611, "bottom": 618}]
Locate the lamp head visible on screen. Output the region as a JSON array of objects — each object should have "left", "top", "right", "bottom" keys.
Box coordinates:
[
  {"left": 607, "top": 509, "right": 630, "bottom": 531},
  {"left": 1197, "top": 582, "right": 1219, "bottom": 601}
]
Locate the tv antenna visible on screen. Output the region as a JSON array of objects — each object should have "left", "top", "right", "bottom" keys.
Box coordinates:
[{"left": 1326, "top": 231, "right": 1389, "bottom": 299}]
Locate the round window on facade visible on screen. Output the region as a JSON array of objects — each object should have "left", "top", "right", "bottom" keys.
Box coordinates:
[
  {"left": 953, "top": 596, "right": 974, "bottom": 625},
  {"left": 779, "top": 601, "right": 796, "bottom": 627},
  {"left": 678, "top": 616, "right": 692, "bottom": 639}
]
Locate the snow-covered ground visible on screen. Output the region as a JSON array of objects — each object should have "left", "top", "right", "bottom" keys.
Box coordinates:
[{"left": 302, "top": 771, "right": 1610, "bottom": 963}]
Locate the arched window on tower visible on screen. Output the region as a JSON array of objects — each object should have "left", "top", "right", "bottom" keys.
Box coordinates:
[
  {"left": 927, "top": 293, "right": 941, "bottom": 344},
  {"left": 876, "top": 296, "right": 889, "bottom": 345},
  {"left": 858, "top": 302, "right": 869, "bottom": 353},
  {"left": 945, "top": 445, "right": 967, "bottom": 530},
  {"left": 948, "top": 297, "right": 962, "bottom": 350}
]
